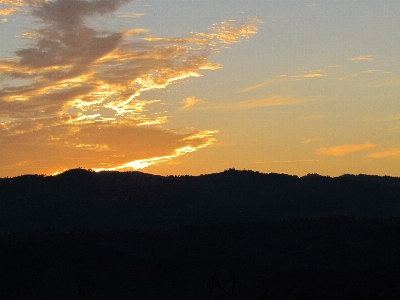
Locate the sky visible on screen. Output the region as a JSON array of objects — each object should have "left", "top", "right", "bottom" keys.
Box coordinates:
[{"left": 1, "top": 0, "right": 400, "bottom": 178}]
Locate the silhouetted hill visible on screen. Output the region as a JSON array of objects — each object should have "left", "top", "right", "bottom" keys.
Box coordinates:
[
  {"left": 2, "top": 218, "right": 400, "bottom": 299},
  {"left": 2, "top": 169, "right": 400, "bottom": 299},
  {"left": 1, "top": 168, "right": 400, "bottom": 232}
]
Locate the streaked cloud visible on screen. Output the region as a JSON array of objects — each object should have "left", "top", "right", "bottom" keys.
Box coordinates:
[
  {"left": 368, "top": 148, "right": 400, "bottom": 159},
  {"left": 182, "top": 95, "right": 310, "bottom": 112},
  {"left": 290, "top": 68, "right": 329, "bottom": 81},
  {"left": 0, "top": 0, "right": 261, "bottom": 176},
  {"left": 118, "top": 12, "right": 144, "bottom": 18},
  {"left": 316, "top": 142, "right": 376, "bottom": 156},
  {"left": 334, "top": 69, "right": 381, "bottom": 81},
  {"left": 93, "top": 130, "right": 218, "bottom": 171},
  {"left": 303, "top": 73, "right": 326, "bottom": 78},
  {"left": 238, "top": 75, "right": 287, "bottom": 93},
  {"left": 349, "top": 55, "right": 375, "bottom": 61},
  {"left": 236, "top": 96, "right": 309, "bottom": 109}
]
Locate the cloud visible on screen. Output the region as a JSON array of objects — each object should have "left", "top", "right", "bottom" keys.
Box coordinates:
[
  {"left": 93, "top": 130, "right": 218, "bottom": 171},
  {"left": 0, "top": 119, "right": 219, "bottom": 174},
  {"left": 238, "top": 75, "right": 287, "bottom": 93},
  {"left": 236, "top": 96, "right": 309, "bottom": 109},
  {"left": 208, "top": 17, "right": 262, "bottom": 44},
  {"left": 303, "top": 73, "right": 326, "bottom": 78},
  {"left": 0, "top": 7, "right": 17, "bottom": 16},
  {"left": 0, "top": 0, "right": 27, "bottom": 16},
  {"left": 181, "top": 96, "right": 204, "bottom": 110},
  {"left": 334, "top": 69, "right": 382, "bottom": 81},
  {"left": 302, "top": 138, "right": 321, "bottom": 144},
  {"left": 289, "top": 68, "right": 329, "bottom": 81},
  {"left": 316, "top": 142, "right": 376, "bottom": 156},
  {"left": 0, "top": 0, "right": 261, "bottom": 176},
  {"left": 118, "top": 12, "right": 144, "bottom": 18},
  {"left": 184, "top": 95, "right": 310, "bottom": 111},
  {"left": 368, "top": 148, "right": 400, "bottom": 159},
  {"left": 349, "top": 55, "right": 375, "bottom": 61}
]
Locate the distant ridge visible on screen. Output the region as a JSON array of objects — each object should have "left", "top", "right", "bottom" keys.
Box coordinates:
[{"left": 1, "top": 168, "right": 400, "bottom": 233}]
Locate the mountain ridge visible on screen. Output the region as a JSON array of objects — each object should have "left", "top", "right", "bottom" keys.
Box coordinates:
[{"left": 1, "top": 168, "right": 400, "bottom": 233}]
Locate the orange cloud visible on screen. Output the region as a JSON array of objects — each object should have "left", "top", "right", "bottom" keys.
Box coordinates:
[
  {"left": 181, "top": 96, "right": 204, "bottom": 110},
  {"left": 0, "top": 0, "right": 261, "bottom": 176},
  {"left": 302, "top": 138, "right": 321, "bottom": 144},
  {"left": 93, "top": 130, "right": 218, "bottom": 171},
  {"left": 304, "top": 73, "right": 326, "bottom": 78},
  {"left": 237, "top": 96, "right": 310, "bottom": 109},
  {"left": 368, "top": 148, "right": 400, "bottom": 159},
  {"left": 0, "top": 119, "right": 219, "bottom": 176},
  {"left": 208, "top": 18, "right": 262, "bottom": 44},
  {"left": 316, "top": 142, "right": 376, "bottom": 156},
  {"left": 0, "top": 7, "right": 17, "bottom": 15}
]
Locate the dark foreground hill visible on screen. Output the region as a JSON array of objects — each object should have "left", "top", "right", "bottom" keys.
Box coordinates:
[
  {"left": 2, "top": 169, "right": 400, "bottom": 299},
  {"left": 1, "top": 168, "right": 400, "bottom": 232},
  {"left": 2, "top": 218, "right": 400, "bottom": 299}
]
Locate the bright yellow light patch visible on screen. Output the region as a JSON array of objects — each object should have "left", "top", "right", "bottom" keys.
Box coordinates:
[{"left": 93, "top": 130, "right": 218, "bottom": 172}]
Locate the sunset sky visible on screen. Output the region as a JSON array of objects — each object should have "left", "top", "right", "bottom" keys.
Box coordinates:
[{"left": 1, "top": 0, "right": 400, "bottom": 177}]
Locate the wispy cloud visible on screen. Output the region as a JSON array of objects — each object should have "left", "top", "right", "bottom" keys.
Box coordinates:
[
  {"left": 316, "top": 142, "right": 376, "bottom": 156},
  {"left": 303, "top": 73, "right": 326, "bottom": 78},
  {"left": 368, "top": 148, "right": 400, "bottom": 159},
  {"left": 181, "top": 96, "right": 205, "bottom": 110},
  {"left": 182, "top": 95, "right": 310, "bottom": 112},
  {"left": 118, "top": 12, "right": 144, "bottom": 18},
  {"left": 302, "top": 138, "right": 321, "bottom": 144},
  {"left": 334, "top": 69, "right": 381, "bottom": 81},
  {"left": 238, "top": 75, "right": 287, "bottom": 93},
  {"left": 92, "top": 130, "right": 219, "bottom": 171},
  {"left": 236, "top": 96, "right": 309, "bottom": 109},
  {"left": 349, "top": 55, "right": 375, "bottom": 61},
  {"left": 0, "top": 0, "right": 261, "bottom": 176}
]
